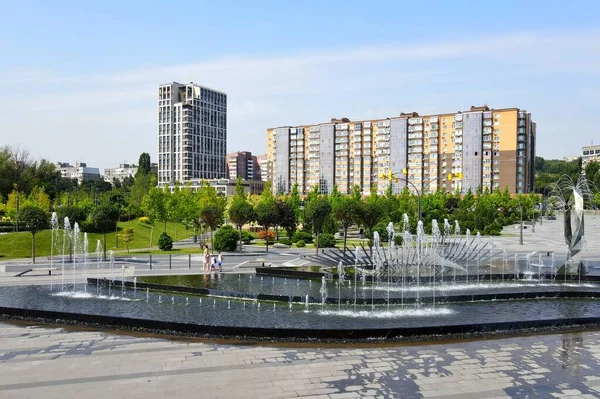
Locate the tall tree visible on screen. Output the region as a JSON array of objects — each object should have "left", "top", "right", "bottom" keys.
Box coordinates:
[
  {"left": 136, "top": 152, "right": 152, "bottom": 176},
  {"left": 90, "top": 204, "right": 120, "bottom": 261},
  {"left": 142, "top": 186, "right": 169, "bottom": 231},
  {"left": 228, "top": 179, "right": 255, "bottom": 252},
  {"left": 304, "top": 196, "right": 332, "bottom": 255},
  {"left": 333, "top": 196, "right": 360, "bottom": 254},
  {"left": 197, "top": 181, "right": 226, "bottom": 248},
  {"left": 359, "top": 188, "right": 385, "bottom": 242},
  {"left": 18, "top": 206, "right": 49, "bottom": 264},
  {"left": 255, "top": 182, "right": 278, "bottom": 253}
]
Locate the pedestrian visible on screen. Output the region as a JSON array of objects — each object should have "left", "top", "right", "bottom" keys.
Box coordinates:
[
  {"left": 210, "top": 255, "right": 216, "bottom": 271},
  {"left": 203, "top": 244, "right": 210, "bottom": 271},
  {"left": 217, "top": 252, "right": 223, "bottom": 272}
]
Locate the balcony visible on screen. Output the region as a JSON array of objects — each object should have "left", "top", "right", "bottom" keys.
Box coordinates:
[{"left": 483, "top": 120, "right": 492, "bottom": 127}]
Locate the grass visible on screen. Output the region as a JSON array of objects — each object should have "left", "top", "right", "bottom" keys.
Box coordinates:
[{"left": 0, "top": 220, "right": 194, "bottom": 260}]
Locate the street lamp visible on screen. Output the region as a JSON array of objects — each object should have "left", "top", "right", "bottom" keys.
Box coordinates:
[{"left": 379, "top": 169, "right": 463, "bottom": 221}]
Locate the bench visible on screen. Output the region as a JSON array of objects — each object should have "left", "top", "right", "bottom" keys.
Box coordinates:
[{"left": 16, "top": 267, "right": 58, "bottom": 277}]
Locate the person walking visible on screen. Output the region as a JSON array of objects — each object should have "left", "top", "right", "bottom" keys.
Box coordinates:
[
  {"left": 203, "top": 244, "right": 210, "bottom": 272},
  {"left": 217, "top": 252, "right": 223, "bottom": 272}
]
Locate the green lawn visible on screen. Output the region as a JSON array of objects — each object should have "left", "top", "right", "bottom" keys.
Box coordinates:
[{"left": 0, "top": 220, "right": 194, "bottom": 260}]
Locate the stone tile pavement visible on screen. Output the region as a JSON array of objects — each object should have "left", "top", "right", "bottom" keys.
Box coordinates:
[{"left": 1, "top": 323, "right": 600, "bottom": 398}]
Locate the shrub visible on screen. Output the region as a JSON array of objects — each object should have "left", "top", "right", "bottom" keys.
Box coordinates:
[
  {"left": 78, "top": 220, "right": 94, "bottom": 233},
  {"left": 58, "top": 206, "right": 87, "bottom": 226},
  {"left": 214, "top": 225, "right": 240, "bottom": 252},
  {"left": 258, "top": 229, "right": 275, "bottom": 244},
  {"left": 139, "top": 216, "right": 152, "bottom": 224},
  {"left": 295, "top": 239, "right": 306, "bottom": 248},
  {"left": 292, "top": 231, "right": 313, "bottom": 244},
  {"left": 373, "top": 221, "right": 390, "bottom": 242},
  {"left": 158, "top": 232, "right": 173, "bottom": 251},
  {"left": 394, "top": 235, "right": 403, "bottom": 246},
  {"left": 317, "top": 233, "right": 336, "bottom": 248},
  {"left": 241, "top": 231, "right": 255, "bottom": 244},
  {"left": 278, "top": 238, "right": 292, "bottom": 246}
]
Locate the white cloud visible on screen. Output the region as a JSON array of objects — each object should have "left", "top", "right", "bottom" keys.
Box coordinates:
[{"left": 0, "top": 29, "right": 599, "bottom": 170}]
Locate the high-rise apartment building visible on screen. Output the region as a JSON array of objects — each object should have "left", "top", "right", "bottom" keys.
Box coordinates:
[
  {"left": 256, "top": 154, "right": 269, "bottom": 182},
  {"left": 267, "top": 105, "right": 535, "bottom": 196},
  {"left": 227, "top": 151, "right": 261, "bottom": 181},
  {"left": 158, "top": 82, "right": 227, "bottom": 187},
  {"left": 56, "top": 162, "right": 101, "bottom": 185},
  {"left": 582, "top": 145, "right": 600, "bottom": 167}
]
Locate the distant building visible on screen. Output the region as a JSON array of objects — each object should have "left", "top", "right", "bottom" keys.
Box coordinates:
[
  {"left": 255, "top": 154, "right": 269, "bottom": 182},
  {"left": 56, "top": 162, "right": 101, "bottom": 185},
  {"left": 582, "top": 145, "right": 600, "bottom": 166},
  {"left": 563, "top": 155, "right": 579, "bottom": 162},
  {"left": 227, "top": 151, "right": 261, "bottom": 181},
  {"left": 103, "top": 164, "right": 138, "bottom": 184},
  {"left": 177, "top": 178, "right": 264, "bottom": 196}
]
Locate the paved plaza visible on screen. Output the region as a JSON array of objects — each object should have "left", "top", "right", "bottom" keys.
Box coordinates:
[{"left": 0, "top": 322, "right": 599, "bottom": 398}]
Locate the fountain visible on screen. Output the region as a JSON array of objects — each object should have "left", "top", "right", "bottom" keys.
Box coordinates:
[{"left": 4, "top": 208, "right": 600, "bottom": 343}]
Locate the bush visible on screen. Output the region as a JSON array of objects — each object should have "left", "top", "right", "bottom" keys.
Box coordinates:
[
  {"left": 292, "top": 231, "right": 313, "bottom": 244},
  {"left": 258, "top": 229, "right": 275, "bottom": 244},
  {"left": 317, "top": 233, "right": 336, "bottom": 248},
  {"left": 58, "top": 206, "right": 87, "bottom": 226},
  {"left": 78, "top": 220, "right": 94, "bottom": 233},
  {"left": 158, "top": 232, "right": 173, "bottom": 251},
  {"left": 373, "top": 222, "right": 390, "bottom": 242},
  {"left": 394, "top": 235, "right": 403, "bottom": 246},
  {"left": 213, "top": 225, "right": 240, "bottom": 252},
  {"left": 139, "top": 216, "right": 152, "bottom": 224},
  {"left": 278, "top": 238, "right": 292, "bottom": 246},
  {"left": 296, "top": 239, "right": 306, "bottom": 248},
  {"left": 241, "top": 231, "right": 255, "bottom": 244}
]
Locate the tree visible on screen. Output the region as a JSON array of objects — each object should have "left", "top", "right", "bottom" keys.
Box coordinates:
[
  {"left": 333, "top": 196, "right": 360, "bottom": 254},
  {"left": 359, "top": 190, "right": 385, "bottom": 242},
  {"left": 304, "top": 196, "right": 332, "bottom": 255},
  {"left": 275, "top": 199, "right": 296, "bottom": 239},
  {"left": 18, "top": 206, "right": 48, "bottom": 264},
  {"left": 90, "top": 204, "right": 120, "bottom": 260},
  {"left": 228, "top": 179, "right": 255, "bottom": 252},
  {"left": 197, "top": 181, "right": 226, "bottom": 249},
  {"left": 136, "top": 152, "right": 152, "bottom": 177},
  {"left": 142, "top": 186, "right": 169, "bottom": 231},
  {"left": 255, "top": 182, "right": 278, "bottom": 253},
  {"left": 118, "top": 227, "right": 134, "bottom": 253}
]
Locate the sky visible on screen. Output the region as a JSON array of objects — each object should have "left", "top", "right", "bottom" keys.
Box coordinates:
[{"left": 1, "top": 0, "right": 599, "bottom": 172}]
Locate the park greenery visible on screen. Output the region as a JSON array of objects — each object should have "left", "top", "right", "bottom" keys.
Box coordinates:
[{"left": 1, "top": 145, "right": 598, "bottom": 260}]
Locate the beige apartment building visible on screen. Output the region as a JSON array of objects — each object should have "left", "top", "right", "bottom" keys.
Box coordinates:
[{"left": 266, "top": 105, "right": 535, "bottom": 196}]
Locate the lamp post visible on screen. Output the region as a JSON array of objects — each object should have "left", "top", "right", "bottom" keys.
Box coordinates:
[{"left": 379, "top": 169, "right": 462, "bottom": 222}]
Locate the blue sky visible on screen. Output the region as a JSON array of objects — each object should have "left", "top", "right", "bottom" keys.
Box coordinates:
[{"left": 1, "top": 0, "right": 599, "bottom": 170}]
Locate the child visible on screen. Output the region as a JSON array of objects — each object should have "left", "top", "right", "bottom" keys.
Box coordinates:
[
  {"left": 210, "top": 256, "right": 216, "bottom": 271},
  {"left": 217, "top": 252, "right": 223, "bottom": 272}
]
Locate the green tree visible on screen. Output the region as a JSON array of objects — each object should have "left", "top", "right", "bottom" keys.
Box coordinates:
[
  {"left": 18, "top": 205, "right": 49, "bottom": 264},
  {"left": 197, "top": 181, "right": 226, "bottom": 249},
  {"left": 142, "top": 186, "right": 169, "bottom": 231},
  {"left": 90, "top": 204, "right": 120, "bottom": 260},
  {"left": 228, "top": 179, "right": 255, "bottom": 252},
  {"left": 118, "top": 227, "right": 134, "bottom": 253},
  {"left": 304, "top": 196, "right": 332, "bottom": 255},
  {"left": 136, "top": 152, "right": 152, "bottom": 176},
  {"left": 333, "top": 196, "right": 360, "bottom": 254},
  {"left": 359, "top": 187, "right": 385, "bottom": 241},
  {"left": 255, "top": 182, "right": 278, "bottom": 253}
]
